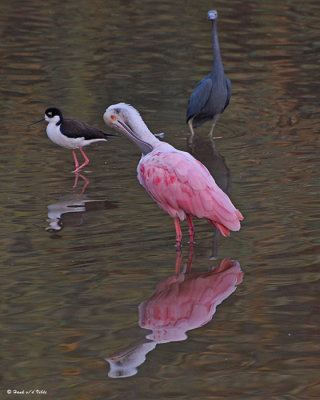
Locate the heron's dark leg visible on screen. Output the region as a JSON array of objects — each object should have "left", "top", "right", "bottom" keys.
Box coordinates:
[
  {"left": 210, "top": 226, "right": 220, "bottom": 260},
  {"left": 174, "top": 218, "right": 182, "bottom": 248},
  {"left": 208, "top": 114, "right": 222, "bottom": 138},
  {"left": 188, "top": 117, "right": 196, "bottom": 139}
]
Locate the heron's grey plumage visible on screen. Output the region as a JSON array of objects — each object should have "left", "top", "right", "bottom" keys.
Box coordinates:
[{"left": 187, "top": 10, "right": 231, "bottom": 137}]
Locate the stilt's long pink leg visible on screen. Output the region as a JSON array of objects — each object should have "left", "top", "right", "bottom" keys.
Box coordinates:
[
  {"left": 73, "top": 148, "right": 89, "bottom": 172},
  {"left": 73, "top": 172, "right": 79, "bottom": 189},
  {"left": 186, "top": 214, "right": 195, "bottom": 245},
  {"left": 174, "top": 218, "right": 182, "bottom": 248},
  {"left": 79, "top": 174, "right": 90, "bottom": 194},
  {"left": 73, "top": 173, "right": 90, "bottom": 193},
  {"left": 72, "top": 150, "right": 79, "bottom": 171}
]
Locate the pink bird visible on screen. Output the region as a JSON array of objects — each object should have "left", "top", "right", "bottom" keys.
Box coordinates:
[{"left": 103, "top": 103, "right": 243, "bottom": 247}]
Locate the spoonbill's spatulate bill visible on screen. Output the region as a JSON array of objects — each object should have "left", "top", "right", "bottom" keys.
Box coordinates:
[
  {"left": 30, "top": 107, "right": 115, "bottom": 172},
  {"left": 103, "top": 103, "right": 243, "bottom": 247},
  {"left": 186, "top": 10, "right": 231, "bottom": 138}
]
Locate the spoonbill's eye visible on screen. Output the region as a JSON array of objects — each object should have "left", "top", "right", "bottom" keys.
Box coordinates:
[{"left": 110, "top": 115, "right": 115, "bottom": 121}]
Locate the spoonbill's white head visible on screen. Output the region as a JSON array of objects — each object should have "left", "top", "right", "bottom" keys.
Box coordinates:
[{"left": 103, "top": 103, "right": 159, "bottom": 155}]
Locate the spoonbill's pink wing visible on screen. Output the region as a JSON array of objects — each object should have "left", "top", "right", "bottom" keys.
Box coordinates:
[{"left": 138, "top": 150, "right": 243, "bottom": 236}]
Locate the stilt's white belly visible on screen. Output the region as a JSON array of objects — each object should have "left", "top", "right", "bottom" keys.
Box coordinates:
[{"left": 46, "top": 123, "right": 105, "bottom": 149}]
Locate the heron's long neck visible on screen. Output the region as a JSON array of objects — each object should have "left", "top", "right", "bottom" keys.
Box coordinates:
[{"left": 212, "top": 21, "right": 223, "bottom": 73}]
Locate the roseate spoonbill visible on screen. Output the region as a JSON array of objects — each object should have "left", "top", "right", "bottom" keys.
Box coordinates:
[
  {"left": 29, "top": 108, "right": 115, "bottom": 172},
  {"left": 187, "top": 10, "right": 231, "bottom": 138},
  {"left": 103, "top": 103, "right": 243, "bottom": 247}
]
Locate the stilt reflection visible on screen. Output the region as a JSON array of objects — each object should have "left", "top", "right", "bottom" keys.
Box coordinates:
[{"left": 46, "top": 178, "right": 118, "bottom": 234}]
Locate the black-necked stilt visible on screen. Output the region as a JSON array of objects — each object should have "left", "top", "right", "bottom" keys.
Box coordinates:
[{"left": 30, "top": 107, "right": 115, "bottom": 172}]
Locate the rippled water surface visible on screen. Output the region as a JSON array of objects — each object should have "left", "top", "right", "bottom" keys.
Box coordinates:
[{"left": 1, "top": 0, "right": 319, "bottom": 399}]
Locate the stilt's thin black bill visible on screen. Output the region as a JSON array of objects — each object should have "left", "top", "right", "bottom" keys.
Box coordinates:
[{"left": 28, "top": 118, "right": 45, "bottom": 126}]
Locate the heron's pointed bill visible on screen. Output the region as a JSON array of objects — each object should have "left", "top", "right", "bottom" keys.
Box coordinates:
[{"left": 28, "top": 117, "right": 45, "bottom": 126}]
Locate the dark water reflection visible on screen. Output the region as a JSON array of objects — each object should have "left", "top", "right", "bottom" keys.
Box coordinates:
[{"left": 1, "top": 0, "right": 320, "bottom": 399}]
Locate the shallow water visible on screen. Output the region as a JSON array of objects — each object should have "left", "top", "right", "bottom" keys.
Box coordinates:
[{"left": 1, "top": 0, "right": 319, "bottom": 399}]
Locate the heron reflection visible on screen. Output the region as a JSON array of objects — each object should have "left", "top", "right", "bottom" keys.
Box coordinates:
[
  {"left": 187, "top": 135, "right": 232, "bottom": 259},
  {"left": 106, "top": 250, "right": 243, "bottom": 378}
]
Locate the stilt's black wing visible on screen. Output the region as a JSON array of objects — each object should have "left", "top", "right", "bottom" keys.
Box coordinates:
[{"left": 61, "top": 118, "right": 115, "bottom": 140}]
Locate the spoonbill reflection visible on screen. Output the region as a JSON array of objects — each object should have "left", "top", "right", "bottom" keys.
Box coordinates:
[{"left": 106, "top": 252, "right": 243, "bottom": 378}]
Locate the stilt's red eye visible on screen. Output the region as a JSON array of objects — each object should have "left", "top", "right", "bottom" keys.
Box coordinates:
[{"left": 110, "top": 115, "right": 115, "bottom": 121}]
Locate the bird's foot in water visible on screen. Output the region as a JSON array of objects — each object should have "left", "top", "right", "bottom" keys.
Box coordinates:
[
  {"left": 210, "top": 135, "right": 223, "bottom": 140},
  {"left": 72, "top": 165, "right": 88, "bottom": 174}
]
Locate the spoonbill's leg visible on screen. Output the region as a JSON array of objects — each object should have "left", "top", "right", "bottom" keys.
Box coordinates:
[
  {"left": 186, "top": 244, "right": 194, "bottom": 274},
  {"left": 186, "top": 214, "right": 195, "bottom": 245},
  {"left": 74, "top": 148, "right": 89, "bottom": 172},
  {"left": 175, "top": 248, "right": 183, "bottom": 275},
  {"left": 72, "top": 150, "right": 79, "bottom": 171},
  {"left": 174, "top": 218, "right": 182, "bottom": 248},
  {"left": 175, "top": 245, "right": 194, "bottom": 275}
]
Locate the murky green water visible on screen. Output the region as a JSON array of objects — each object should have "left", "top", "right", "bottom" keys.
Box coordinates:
[{"left": 1, "top": 0, "right": 319, "bottom": 399}]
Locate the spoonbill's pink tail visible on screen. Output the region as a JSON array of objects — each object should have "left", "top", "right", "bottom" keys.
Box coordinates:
[
  {"left": 209, "top": 208, "right": 244, "bottom": 237},
  {"left": 210, "top": 220, "right": 230, "bottom": 237},
  {"left": 236, "top": 210, "right": 244, "bottom": 221}
]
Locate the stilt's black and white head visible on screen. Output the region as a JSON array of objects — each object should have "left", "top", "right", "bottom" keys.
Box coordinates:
[
  {"left": 207, "top": 9, "right": 218, "bottom": 21},
  {"left": 29, "top": 107, "right": 63, "bottom": 126},
  {"left": 44, "top": 107, "right": 63, "bottom": 125}
]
